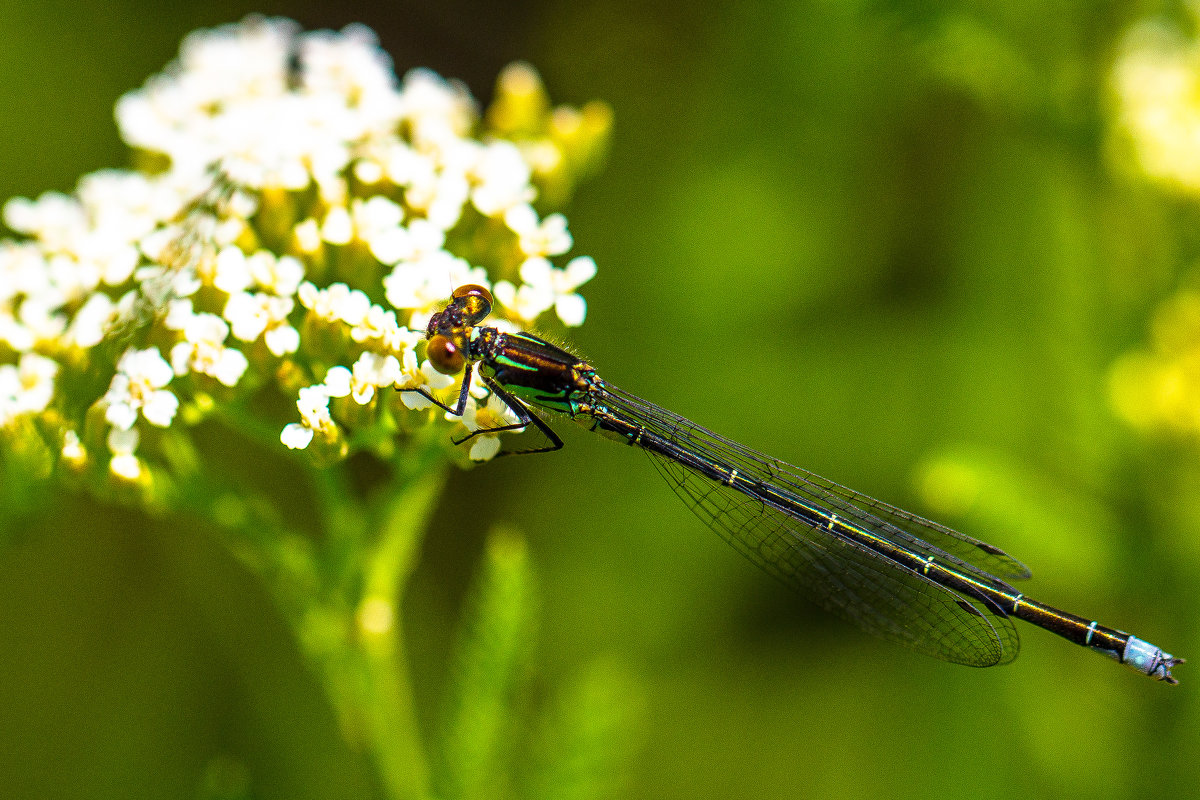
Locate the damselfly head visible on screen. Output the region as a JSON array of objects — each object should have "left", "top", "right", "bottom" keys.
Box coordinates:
[
  {"left": 425, "top": 285, "right": 494, "bottom": 374},
  {"left": 426, "top": 284, "right": 494, "bottom": 338}
]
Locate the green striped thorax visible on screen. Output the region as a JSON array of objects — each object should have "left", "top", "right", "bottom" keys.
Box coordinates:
[{"left": 425, "top": 284, "right": 598, "bottom": 418}]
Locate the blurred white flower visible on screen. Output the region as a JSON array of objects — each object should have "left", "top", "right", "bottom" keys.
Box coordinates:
[
  {"left": 321, "top": 206, "right": 355, "bottom": 244},
  {"left": 352, "top": 195, "right": 405, "bottom": 242},
  {"left": 167, "top": 306, "right": 249, "bottom": 386},
  {"left": 64, "top": 292, "right": 117, "bottom": 349},
  {"left": 0, "top": 353, "right": 59, "bottom": 427},
  {"left": 348, "top": 351, "right": 401, "bottom": 404},
  {"left": 349, "top": 303, "right": 423, "bottom": 354},
  {"left": 382, "top": 250, "right": 489, "bottom": 313},
  {"left": 298, "top": 281, "right": 372, "bottom": 326},
  {"left": 103, "top": 347, "right": 178, "bottom": 430},
  {"left": 61, "top": 429, "right": 85, "bottom": 466},
  {"left": 107, "top": 425, "right": 142, "bottom": 480},
  {"left": 494, "top": 255, "right": 596, "bottom": 326},
  {"left": 224, "top": 291, "right": 299, "bottom": 355},
  {"left": 504, "top": 204, "right": 572, "bottom": 257},
  {"left": 281, "top": 382, "right": 337, "bottom": 449},
  {"left": 471, "top": 141, "right": 535, "bottom": 217},
  {"left": 369, "top": 217, "right": 444, "bottom": 267}
]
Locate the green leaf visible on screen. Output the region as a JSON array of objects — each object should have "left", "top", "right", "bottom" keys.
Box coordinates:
[
  {"left": 434, "top": 527, "right": 536, "bottom": 800},
  {"left": 521, "top": 658, "right": 643, "bottom": 800}
]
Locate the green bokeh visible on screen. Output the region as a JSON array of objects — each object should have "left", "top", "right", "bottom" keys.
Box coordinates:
[{"left": 1, "top": 1, "right": 1197, "bottom": 799}]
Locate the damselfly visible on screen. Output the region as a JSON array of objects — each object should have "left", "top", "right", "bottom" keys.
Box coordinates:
[{"left": 409, "top": 284, "right": 1182, "bottom": 683}]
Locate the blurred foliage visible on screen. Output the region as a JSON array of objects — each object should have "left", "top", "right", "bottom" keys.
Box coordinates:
[
  {"left": 434, "top": 529, "right": 638, "bottom": 800},
  {"left": 1, "top": 2, "right": 1199, "bottom": 800}
]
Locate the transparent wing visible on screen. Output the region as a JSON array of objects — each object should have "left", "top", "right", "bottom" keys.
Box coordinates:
[
  {"left": 706, "top": 427, "right": 1030, "bottom": 579},
  {"left": 602, "top": 385, "right": 1029, "bottom": 581},
  {"left": 600, "top": 384, "right": 1021, "bottom": 666}
]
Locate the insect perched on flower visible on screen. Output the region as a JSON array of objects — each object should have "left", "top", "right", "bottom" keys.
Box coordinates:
[{"left": 0, "top": 16, "right": 611, "bottom": 490}]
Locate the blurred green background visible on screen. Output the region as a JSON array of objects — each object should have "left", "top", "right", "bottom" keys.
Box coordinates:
[{"left": 1, "top": 1, "right": 1197, "bottom": 798}]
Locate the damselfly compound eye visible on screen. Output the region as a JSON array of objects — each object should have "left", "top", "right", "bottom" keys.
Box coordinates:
[
  {"left": 427, "top": 334, "right": 467, "bottom": 375},
  {"left": 452, "top": 284, "right": 493, "bottom": 325},
  {"left": 452, "top": 284, "right": 493, "bottom": 303}
]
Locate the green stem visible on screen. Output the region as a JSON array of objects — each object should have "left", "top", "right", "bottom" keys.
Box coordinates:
[
  {"left": 307, "top": 428, "right": 449, "bottom": 800},
  {"left": 181, "top": 408, "right": 451, "bottom": 800},
  {"left": 352, "top": 461, "right": 447, "bottom": 800}
]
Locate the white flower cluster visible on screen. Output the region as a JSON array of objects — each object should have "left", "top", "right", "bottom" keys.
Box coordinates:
[
  {"left": 0, "top": 16, "right": 605, "bottom": 484},
  {"left": 0, "top": 353, "right": 57, "bottom": 428}
]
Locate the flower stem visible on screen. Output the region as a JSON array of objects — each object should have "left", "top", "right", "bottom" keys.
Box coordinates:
[{"left": 352, "top": 458, "right": 447, "bottom": 800}]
